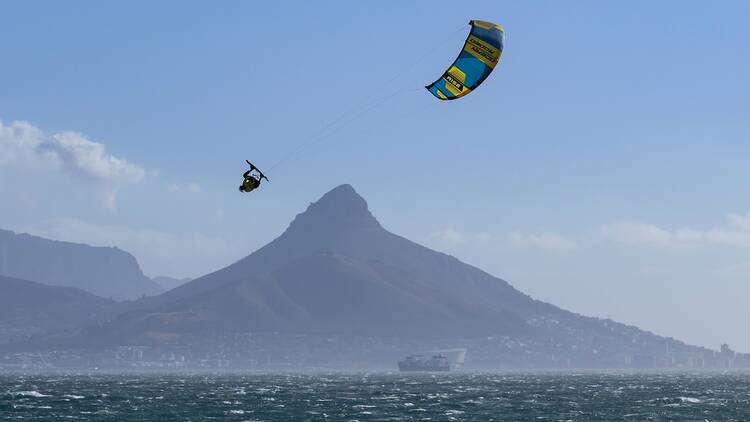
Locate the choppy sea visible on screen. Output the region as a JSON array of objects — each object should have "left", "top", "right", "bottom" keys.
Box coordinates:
[{"left": 2, "top": 373, "right": 750, "bottom": 421}]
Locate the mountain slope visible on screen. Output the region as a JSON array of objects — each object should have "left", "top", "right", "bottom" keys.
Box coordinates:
[
  {"left": 144, "top": 185, "right": 546, "bottom": 313},
  {"left": 0, "top": 229, "right": 162, "bottom": 300},
  {"left": 104, "top": 251, "right": 530, "bottom": 342},
  {"left": 0, "top": 275, "right": 117, "bottom": 344},
  {"left": 152, "top": 276, "right": 191, "bottom": 291},
  {"left": 100, "top": 185, "right": 545, "bottom": 338}
]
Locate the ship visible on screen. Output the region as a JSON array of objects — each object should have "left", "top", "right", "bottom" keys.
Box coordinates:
[{"left": 397, "top": 353, "right": 450, "bottom": 372}]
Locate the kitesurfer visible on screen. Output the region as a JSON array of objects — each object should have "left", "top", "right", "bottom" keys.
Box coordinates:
[{"left": 239, "top": 160, "right": 268, "bottom": 193}]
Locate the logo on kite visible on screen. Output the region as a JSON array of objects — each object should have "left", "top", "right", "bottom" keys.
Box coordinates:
[{"left": 426, "top": 20, "right": 504, "bottom": 100}]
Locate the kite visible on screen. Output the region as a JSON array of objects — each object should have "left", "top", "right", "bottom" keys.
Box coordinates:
[{"left": 426, "top": 20, "right": 504, "bottom": 100}]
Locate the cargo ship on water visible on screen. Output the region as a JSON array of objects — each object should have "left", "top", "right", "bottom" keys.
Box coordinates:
[{"left": 397, "top": 353, "right": 450, "bottom": 372}]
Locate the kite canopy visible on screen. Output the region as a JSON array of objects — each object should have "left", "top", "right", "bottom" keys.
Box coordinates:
[{"left": 426, "top": 20, "right": 504, "bottom": 100}]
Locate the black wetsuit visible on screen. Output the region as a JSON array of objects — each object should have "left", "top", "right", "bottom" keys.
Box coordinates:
[{"left": 239, "top": 170, "right": 261, "bottom": 193}]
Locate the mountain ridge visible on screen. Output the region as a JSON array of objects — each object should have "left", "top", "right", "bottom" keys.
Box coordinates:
[{"left": 0, "top": 228, "right": 162, "bottom": 300}]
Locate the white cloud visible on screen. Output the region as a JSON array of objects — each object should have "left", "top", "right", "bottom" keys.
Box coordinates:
[
  {"left": 27, "top": 217, "right": 239, "bottom": 279},
  {"left": 427, "top": 228, "right": 491, "bottom": 246},
  {"left": 601, "top": 215, "right": 750, "bottom": 250},
  {"left": 428, "top": 228, "right": 576, "bottom": 253},
  {"left": 0, "top": 120, "right": 145, "bottom": 184},
  {"left": 168, "top": 182, "right": 202, "bottom": 193},
  {"left": 727, "top": 213, "right": 750, "bottom": 231},
  {"left": 103, "top": 189, "right": 119, "bottom": 213},
  {"left": 507, "top": 230, "right": 578, "bottom": 252},
  {"left": 715, "top": 260, "right": 750, "bottom": 277},
  {"left": 600, "top": 221, "right": 680, "bottom": 249}
]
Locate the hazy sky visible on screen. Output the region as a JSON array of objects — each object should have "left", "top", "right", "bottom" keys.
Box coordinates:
[{"left": 1, "top": 1, "right": 749, "bottom": 350}]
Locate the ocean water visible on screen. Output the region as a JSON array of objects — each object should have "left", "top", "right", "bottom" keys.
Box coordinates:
[{"left": 2, "top": 373, "right": 750, "bottom": 421}]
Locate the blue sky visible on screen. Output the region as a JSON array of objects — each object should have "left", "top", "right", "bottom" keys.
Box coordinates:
[{"left": 1, "top": 1, "right": 749, "bottom": 350}]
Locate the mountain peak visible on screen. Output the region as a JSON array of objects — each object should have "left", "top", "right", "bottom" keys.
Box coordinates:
[
  {"left": 318, "top": 184, "right": 366, "bottom": 208},
  {"left": 286, "top": 184, "right": 381, "bottom": 234}
]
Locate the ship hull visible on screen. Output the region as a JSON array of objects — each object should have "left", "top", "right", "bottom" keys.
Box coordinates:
[{"left": 398, "top": 362, "right": 450, "bottom": 372}]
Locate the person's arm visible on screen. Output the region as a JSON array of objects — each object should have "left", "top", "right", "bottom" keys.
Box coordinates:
[{"left": 243, "top": 170, "right": 251, "bottom": 178}]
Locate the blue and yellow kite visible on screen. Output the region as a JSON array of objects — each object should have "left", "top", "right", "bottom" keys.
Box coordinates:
[{"left": 426, "top": 20, "right": 504, "bottom": 100}]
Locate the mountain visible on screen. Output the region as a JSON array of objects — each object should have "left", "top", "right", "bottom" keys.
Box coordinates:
[
  {"left": 0, "top": 275, "right": 117, "bottom": 345},
  {"left": 119, "top": 184, "right": 534, "bottom": 336},
  {"left": 151, "top": 276, "right": 191, "bottom": 292},
  {"left": 69, "top": 185, "right": 706, "bottom": 368},
  {"left": 0, "top": 229, "right": 162, "bottom": 300}
]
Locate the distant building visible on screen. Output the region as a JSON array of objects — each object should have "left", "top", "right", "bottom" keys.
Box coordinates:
[
  {"left": 719, "top": 343, "right": 736, "bottom": 368},
  {"left": 631, "top": 354, "right": 655, "bottom": 368}
]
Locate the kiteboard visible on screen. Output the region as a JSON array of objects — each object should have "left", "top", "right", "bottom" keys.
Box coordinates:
[{"left": 246, "top": 160, "right": 269, "bottom": 182}]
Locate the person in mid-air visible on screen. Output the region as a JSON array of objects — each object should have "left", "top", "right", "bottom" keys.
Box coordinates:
[{"left": 239, "top": 160, "right": 268, "bottom": 193}]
